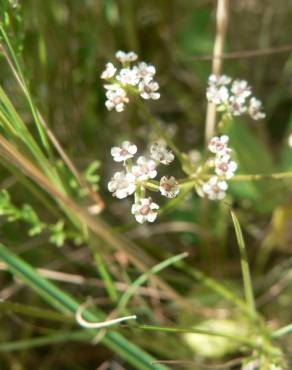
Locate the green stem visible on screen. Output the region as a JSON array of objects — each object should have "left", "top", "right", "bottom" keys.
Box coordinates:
[{"left": 231, "top": 210, "right": 257, "bottom": 318}]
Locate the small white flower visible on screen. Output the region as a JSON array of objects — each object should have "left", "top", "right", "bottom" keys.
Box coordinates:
[
  {"left": 111, "top": 141, "right": 137, "bottom": 162},
  {"left": 206, "top": 85, "right": 229, "bottom": 105},
  {"left": 108, "top": 171, "right": 136, "bottom": 199},
  {"left": 228, "top": 95, "right": 247, "bottom": 116},
  {"left": 208, "top": 74, "right": 231, "bottom": 86},
  {"left": 249, "top": 97, "right": 266, "bottom": 120},
  {"left": 208, "top": 135, "right": 229, "bottom": 155},
  {"left": 159, "top": 176, "right": 180, "bottom": 198},
  {"left": 150, "top": 142, "right": 174, "bottom": 165},
  {"left": 132, "top": 156, "right": 157, "bottom": 180},
  {"left": 139, "top": 80, "right": 160, "bottom": 100},
  {"left": 203, "top": 176, "right": 228, "bottom": 200},
  {"left": 231, "top": 79, "right": 251, "bottom": 100},
  {"left": 105, "top": 85, "right": 129, "bottom": 112},
  {"left": 215, "top": 157, "right": 237, "bottom": 179},
  {"left": 134, "top": 62, "right": 156, "bottom": 81},
  {"left": 131, "top": 197, "right": 159, "bottom": 223},
  {"left": 116, "top": 68, "right": 139, "bottom": 86},
  {"left": 101, "top": 63, "right": 117, "bottom": 79},
  {"left": 116, "top": 50, "right": 138, "bottom": 63}
]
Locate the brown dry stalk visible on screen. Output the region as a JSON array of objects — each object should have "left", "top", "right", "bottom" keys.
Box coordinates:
[{"left": 205, "top": 0, "right": 229, "bottom": 143}]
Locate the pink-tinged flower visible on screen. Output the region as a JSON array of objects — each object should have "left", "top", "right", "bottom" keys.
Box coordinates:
[
  {"left": 111, "top": 141, "right": 137, "bottom": 162},
  {"left": 215, "top": 157, "right": 237, "bottom": 179},
  {"left": 208, "top": 135, "right": 229, "bottom": 155},
  {"left": 228, "top": 96, "right": 247, "bottom": 116},
  {"left": 105, "top": 84, "right": 129, "bottom": 112},
  {"left": 134, "top": 62, "right": 156, "bottom": 81},
  {"left": 115, "top": 50, "right": 138, "bottom": 63},
  {"left": 116, "top": 68, "right": 139, "bottom": 86},
  {"left": 231, "top": 79, "right": 251, "bottom": 100},
  {"left": 132, "top": 156, "right": 157, "bottom": 180},
  {"left": 108, "top": 171, "right": 136, "bottom": 199},
  {"left": 206, "top": 85, "right": 229, "bottom": 105},
  {"left": 131, "top": 197, "right": 159, "bottom": 223},
  {"left": 159, "top": 176, "right": 180, "bottom": 198},
  {"left": 139, "top": 80, "right": 160, "bottom": 100},
  {"left": 101, "top": 63, "right": 117, "bottom": 79},
  {"left": 150, "top": 142, "right": 174, "bottom": 165},
  {"left": 249, "top": 97, "right": 266, "bottom": 120},
  {"left": 203, "top": 176, "right": 228, "bottom": 200}
]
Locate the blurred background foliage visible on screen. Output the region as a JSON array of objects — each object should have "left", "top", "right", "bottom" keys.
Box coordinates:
[{"left": 0, "top": 0, "right": 292, "bottom": 369}]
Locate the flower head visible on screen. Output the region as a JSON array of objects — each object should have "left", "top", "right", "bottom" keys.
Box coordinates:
[
  {"left": 206, "top": 85, "right": 229, "bottom": 105},
  {"left": 108, "top": 171, "right": 136, "bottom": 199},
  {"left": 115, "top": 50, "right": 138, "bottom": 64},
  {"left": 150, "top": 142, "right": 174, "bottom": 165},
  {"left": 139, "top": 80, "right": 160, "bottom": 100},
  {"left": 159, "top": 176, "right": 180, "bottom": 198},
  {"left": 208, "top": 74, "right": 231, "bottom": 86},
  {"left": 116, "top": 68, "right": 139, "bottom": 86},
  {"left": 215, "top": 157, "right": 237, "bottom": 179},
  {"left": 131, "top": 197, "right": 159, "bottom": 223},
  {"left": 134, "top": 62, "right": 156, "bottom": 81},
  {"left": 111, "top": 141, "right": 137, "bottom": 162},
  {"left": 249, "top": 97, "right": 266, "bottom": 120},
  {"left": 208, "top": 135, "right": 229, "bottom": 156},
  {"left": 203, "top": 176, "right": 228, "bottom": 200},
  {"left": 132, "top": 156, "right": 157, "bottom": 180},
  {"left": 228, "top": 96, "right": 247, "bottom": 116},
  {"left": 101, "top": 63, "right": 117, "bottom": 80},
  {"left": 231, "top": 79, "right": 251, "bottom": 100},
  {"left": 105, "top": 84, "right": 129, "bottom": 112}
]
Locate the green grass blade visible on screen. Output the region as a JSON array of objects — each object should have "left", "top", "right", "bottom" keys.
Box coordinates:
[{"left": 0, "top": 243, "right": 168, "bottom": 370}]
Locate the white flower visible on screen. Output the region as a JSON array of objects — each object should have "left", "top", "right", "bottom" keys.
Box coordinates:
[
  {"left": 215, "top": 157, "right": 237, "bottom": 179},
  {"left": 116, "top": 68, "right": 139, "bottom": 86},
  {"left": 111, "top": 141, "right": 137, "bottom": 162},
  {"left": 208, "top": 74, "right": 231, "bottom": 86},
  {"left": 203, "top": 176, "right": 228, "bottom": 200},
  {"left": 150, "top": 142, "right": 174, "bottom": 165},
  {"left": 132, "top": 156, "right": 157, "bottom": 180},
  {"left": 159, "top": 176, "right": 180, "bottom": 198},
  {"left": 139, "top": 80, "right": 160, "bottom": 100},
  {"left": 228, "top": 95, "right": 247, "bottom": 116},
  {"left": 208, "top": 135, "right": 229, "bottom": 155},
  {"left": 206, "top": 85, "right": 229, "bottom": 105},
  {"left": 101, "top": 63, "right": 117, "bottom": 79},
  {"left": 108, "top": 171, "right": 136, "bottom": 199},
  {"left": 249, "top": 97, "right": 265, "bottom": 120},
  {"left": 105, "top": 84, "right": 129, "bottom": 112},
  {"left": 116, "top": 50, "right": 138, "bottom": 63},
  {"left": 131, "top": 197, "right": 159, "bottom": 223},
  {"left": 134, "top": 62, "right": 156, "bottom": 81},
  {"left": 231, "top": 79, "right": 251, "bottom": 100}
]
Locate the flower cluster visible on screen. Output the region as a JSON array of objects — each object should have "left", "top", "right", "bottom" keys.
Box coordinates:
[
  {"left": 101, "top": 51, "right": 160, "bottom": 112},
  {"left": 108, "top": 141, "right": 179, "bottom": 223},
  {"left": 206, "top": 75, "right": 266, "bottom": 120},
  {"left": 202, "top": 135, "right": 237, "bottom": 200}
]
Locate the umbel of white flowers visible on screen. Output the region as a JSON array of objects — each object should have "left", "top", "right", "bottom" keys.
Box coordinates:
[
  {"left": 101, "top": 51, "right": 160, "bottom": 112},
  {"left": 202, "top": 135, "right": 238, "bottom": 200},
  {"left": 206, "top": 74, "right": 266, "bottom": 120},
  {"left": 108, "top": 141, "right": 178, "bottom": 224}
]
